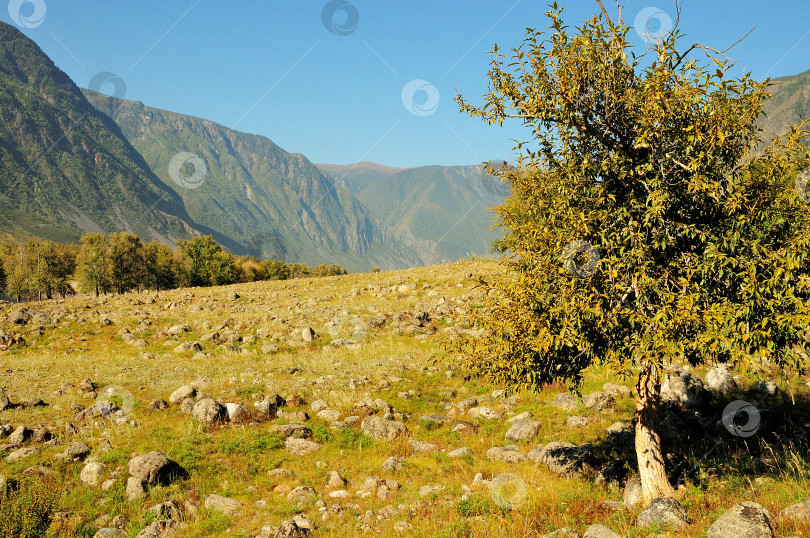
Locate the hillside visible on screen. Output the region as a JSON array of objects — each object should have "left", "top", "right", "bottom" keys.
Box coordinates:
[
  {"left": 318, "top": 163, "right": 509, "bottom": 264},
  {"left": 83, "top": 91, "right": 422, "bottom": 272},
  {"left": 760, "top": 69, "right": 810, "bottom": 141},
  {"left": 0, "top": 261, "right": 808, "bottom": 537},
  {"left": 0, "top": 22, "right": 200, "bottom": 245}
]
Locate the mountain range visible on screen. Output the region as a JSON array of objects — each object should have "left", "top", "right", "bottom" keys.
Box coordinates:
[{"left": 0, "top": 19, "right": 807, "bottom": 271}]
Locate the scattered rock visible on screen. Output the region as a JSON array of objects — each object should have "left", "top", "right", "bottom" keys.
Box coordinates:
[
  {"left": 707, "top": 501, "right": 774, "bottom": 538},
  {"left": 225, "top": 403, "right": 249, "bottom": 423},
  {"left": 382, "top": 456, "right": 404, "bottom": 472},
  {"left": 192, "top": 398, "right": 227, "bottom": 425},
  {"left": 486, "top": 445, "right": 527, "bottom": 463},
  {"left": 146, "top": 399, "right": 168, "bottom": 411},
  {"left": 779, "top": 500, "right": 810, "bottom": 522},
  {"left": 583, "top": 524, "right": 621, "bottom": 538},
  {"left": 706, "top": 366, "right": 737, "bottom": 394},
  {"left": 80, "top": 462, "right": 106, "bottom": 486},
  {"left": 637, "top": 497, "right": 690, "bottom": 529},
  {"left": 361, "top": 416, "right": 408, "bottom": 440},
  {"left": 168, "top": 385, "right": 196, "bottom": 405},
  {"left": 287, "top": 485, "right": 317, "bottom": 504},
  {"left": 536, "top": 442, "right": 598, "bottom": 478},
  {"left": 134, "top": 520, "right": 179, "bottom": 538},
  {"left": 622, "top": 476, "right": 643, "bottom": 507},
  {"left": 583, "top": 392, "right": 614, "bottom": 412},
  {"left": 602, "top": 383, "right": 631, "bottom": 398},
  {"left": 661, "top": 373, "right": 705, "bottom": 409},
  {"left": 8, "top": 425, "right": 31, "bottom": 445},
  {"left": 204, "top": 494, "right": 243, "bottom": 516},
  {"left": 552, "top": 393, "right": 577, "bottom": 411},
  {"left": 125, "top": 477, "right": 146, "bottom": 501},
  {"left": 468, "top": 406, "right": 502, "bottom": 420},
  {"left": 448, "top": 447, "right": 469, "bottom": 458},
  {"left": 128, "top": 451, "right": 186, "bottom": 486},
  {"left": 285, "top": 438, "right": 322, "bottom": 456},
  {"left": 6, "top": 447, "right": 38, "bottom": 461},
  {"left": 504, "top": 420, "right": 542, "bottom": 442},
  {"left": 63, "top": 442, "right": 91, "bottom": 461}
]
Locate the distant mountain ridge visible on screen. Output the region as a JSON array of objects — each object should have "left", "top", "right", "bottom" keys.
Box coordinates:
[
  {"left": 0, "top": 21, "right": 201, "bottom": 244},
  {"left": 83, "top": 90, "right": 422, "bottom": 271},
  {"left": 317, "top": 162, "right": 509, "bottom": 265}
]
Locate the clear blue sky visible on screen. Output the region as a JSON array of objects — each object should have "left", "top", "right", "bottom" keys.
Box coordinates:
[{"left": 4, "top": 1, "right": 810, "bottom": 168}]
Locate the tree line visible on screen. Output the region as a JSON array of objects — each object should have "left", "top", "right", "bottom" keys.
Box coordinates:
[{"left": 0, "top": 234, "right": 348, "bottom": 301}]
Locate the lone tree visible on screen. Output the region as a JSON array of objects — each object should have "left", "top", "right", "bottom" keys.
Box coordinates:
[{"left": 454, "top": 2, "right": 810, "bottom": 503}]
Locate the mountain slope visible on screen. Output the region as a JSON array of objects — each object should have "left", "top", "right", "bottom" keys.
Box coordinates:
[
  {"left": 0, "top": 21, "right": 200, "bottom": 244},
  {"left": 760, "top": 69, "right": 810, "bottom": 141},
  {"left": 83, "top": 90, "right": 422, "bottom": 271},
  {"left": 318, "top": 163, "right": 508, "bottom": 264}
]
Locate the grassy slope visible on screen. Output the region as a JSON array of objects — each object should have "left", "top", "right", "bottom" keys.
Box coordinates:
[{"left": 0, "top": 260, "right": 808, "bottom": 537}]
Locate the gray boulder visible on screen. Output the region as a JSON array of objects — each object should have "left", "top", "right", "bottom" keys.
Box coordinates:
[
  {"left": 360, "top": 416, "right": 408, "bottom": 440},
  {"left": 779, "top": 500, "right": 810, "bottom": 522},
  {"left": 536, "top": 442, "right": 598, "bottom": 478},
  {"left": 584, "top": 392, "right": 614, "bottom": 412},
  {"left": 552, "top": 393, "right": 577, "bottom": 411},
  {"left": 637, "top": 497, "right": 690, "bottom": 529},
  {"left": 504, "top": 420, "right": 542, "bottom": 442},
  {"left": 707, "top": 501, "right": 774, "bottom": 538},
  {"left": 661, "top": 373, "right": 705, "bottom": 408},
  {"left": 128, "top": 451, "right": 186, "bottom": 486},
  {"left": 706, "top": 366, "right": 737, "bottom": 394},
  {"left": 204, "top": 494, "right": 243, "bottom": 516},
  {"left": 192, "top": 398, "right": 227, "bottom": 425}
]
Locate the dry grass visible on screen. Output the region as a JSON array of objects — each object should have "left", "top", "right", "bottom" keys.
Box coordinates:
[{"left": 0, "top": 259, "right": 807, "bottom": 537}]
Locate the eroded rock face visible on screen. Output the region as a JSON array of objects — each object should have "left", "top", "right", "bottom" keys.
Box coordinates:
[{"left": 707, "top": 501, "right": 775, "bottom": 538}]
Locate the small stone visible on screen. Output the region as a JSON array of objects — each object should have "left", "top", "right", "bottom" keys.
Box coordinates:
[
  {"left": 204, "top": 494, "right": 243, "bottom": 516},
  {"left": 486, "top": 445, "right": 527, "bottom": 463},
  {"left": 146, "top": 399, "right": 169, "bottom": 411},
  {"left": 382, "top": 457, "right": 404, "bottom": 472},
  {"left": 287, "top": 485, "right": 317, "bottom": 504},
  {"left": 6, "top": 447, "right": 38, "bottom": 461},
  {"left": 64, "top": 442, "right": 91, "bottom": 461},
  {"left": 225, "top": 403, "right": 250, "bottom": 423},
  {"left": 779, "top": 500, "right": 810, "bottom": 522},
  {"left": 285, "top": 438, "right": 322, "bottom": 456},
  {"left": 504, "top": 420, "right": 542, "bottom": 442},
  {"left": 706, "top": 366, "right": 737, "bottom": 394},
  {"left": 583, "top": 524, "right": 621, "bottom": 538},
  {"left": 448, "top": 447, "right": 469, "bottom": 458},
  {"left": 623, "top": 476, "right": 643, "bottom": 507},
  {"left": 168, "top": 385, "right": 196, "bottom": 405},
  {"left": 192, "top": 398, "right": 227, "bottom": 425},
  {"left": 125, "top": 477, "right": 146, "bottom": 501},
  {"left": 637, "top": 497, "right": 690, "bottom": 529},
  {"left": 80, "top": 462, "right": 106, "bottom": 486},
  {"left": 468, "top": 406, "right": 502, "bottom": 420},
  {"left": 552, "top": 393, "right": 577, "bottom": 411}
]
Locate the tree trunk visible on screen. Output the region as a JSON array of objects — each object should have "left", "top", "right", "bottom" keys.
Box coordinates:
[{"left": 635, "top": 359, "right": 675, "bottom": 504}]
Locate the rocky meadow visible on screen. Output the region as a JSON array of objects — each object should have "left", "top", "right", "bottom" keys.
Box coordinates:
[{"left": 0, "top": 260, "right": 807, "bottom": 537}]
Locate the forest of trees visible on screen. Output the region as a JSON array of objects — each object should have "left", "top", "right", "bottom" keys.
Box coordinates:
[{"left": 0, "top": 234, "right": 348, "bottom": 302}]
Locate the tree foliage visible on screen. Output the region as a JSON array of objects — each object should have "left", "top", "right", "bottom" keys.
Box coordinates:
[{"left": 453, "top": 3, "right": 810, "bottom": 503}]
